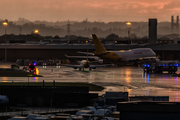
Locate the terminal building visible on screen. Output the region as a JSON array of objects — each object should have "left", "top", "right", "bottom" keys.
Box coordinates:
[{"left": 0, "top": 43, "right": 180, "bottom": 61}]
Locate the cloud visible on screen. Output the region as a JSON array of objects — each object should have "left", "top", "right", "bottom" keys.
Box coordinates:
[
  {"left": 163, "top": 0, "right": 180, "bottom": 9},
  {"left": 0, "top": 0, "right": 179, "bottom": 22}
]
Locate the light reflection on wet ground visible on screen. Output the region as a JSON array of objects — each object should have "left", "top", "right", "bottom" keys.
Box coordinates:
[{"left": 0, "top": 64, "right": 180, "bottom": 102}]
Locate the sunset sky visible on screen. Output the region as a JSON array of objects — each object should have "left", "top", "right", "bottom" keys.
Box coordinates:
[{"left": 0, "top": 0, "right": 180, "bottom": 22}]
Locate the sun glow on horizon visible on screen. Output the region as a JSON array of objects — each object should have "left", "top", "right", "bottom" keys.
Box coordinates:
[{"left": 0, "top": 0, "right": 178, "bottom": 22}]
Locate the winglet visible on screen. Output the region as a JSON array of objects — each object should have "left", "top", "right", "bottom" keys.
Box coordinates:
[{"left": 64, "top": 54, "right": 69, "bottom": 57}]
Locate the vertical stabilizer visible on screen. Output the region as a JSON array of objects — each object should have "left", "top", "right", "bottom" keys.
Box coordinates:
[{"left": 91, "top": 34, "right": 107, "bottom": 54}]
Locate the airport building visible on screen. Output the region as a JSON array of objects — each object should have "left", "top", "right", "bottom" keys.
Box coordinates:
[
  {"left": 0, "top": 43, "right": 180, "bottom": 61},
  {"left": 117, "top": 101, "right": 180, "bottom": 120},
  {"left": 149, "top": 19, "right": 157, "bottom": 44}
]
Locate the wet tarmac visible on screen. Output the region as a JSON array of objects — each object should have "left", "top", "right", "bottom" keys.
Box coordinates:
[{"left": 0, "top": 64, "right": 180, "bottom": 102}]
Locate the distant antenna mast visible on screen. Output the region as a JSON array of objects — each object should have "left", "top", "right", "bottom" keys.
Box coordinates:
[
  {"left": 19, "top": 26, "right": 22, "bottom": 35},
  {"left": 67, "top": 20, "right": 70, "bottom": 38}
]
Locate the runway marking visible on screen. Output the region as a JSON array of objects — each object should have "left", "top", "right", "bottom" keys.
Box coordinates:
[{"left": 91, "top": 71, "right": 122, "bottom": 80}]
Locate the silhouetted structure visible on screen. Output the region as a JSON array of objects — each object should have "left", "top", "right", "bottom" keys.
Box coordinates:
[
  {"left": 149, "top": 19, "right": 157, "bottom": 44},
  {"left": 0, "top": 86, "right": 98, "bottom": 107},
  {"left": 67, "top": 20, "right": 70, "bottom": 38},
  {"left": 117, "top": 101, "right": 180, "bottom": 120},
  {"left": 0, "top": 18, "right": 179, "bottom": 37},
  {"left": 171, "top": 16, "right": 179, "bottom": 33},
  {"left": 19, "top": 26, "right": 22, "bottom": 34}
]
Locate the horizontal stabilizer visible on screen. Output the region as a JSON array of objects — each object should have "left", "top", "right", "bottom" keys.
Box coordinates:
[
  {"left": 66, "top": 55, "right": 98, "bottom": 59},
  {"left": 77, "top": 51, "right": 94, "bottom": 56},
  {"left": 61, "top": 64, "right": 83, "bottom": 68},
  {"left": 89, "top": 64, "right": 113, "bottom": 69}
]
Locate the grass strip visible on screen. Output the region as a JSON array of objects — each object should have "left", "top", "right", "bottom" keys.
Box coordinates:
[
  {"left": 0, "top": 82, "right": 104, "bottom": 91},
  {"left": 0, "top": 69, "right": 42, "bottom": 77}
]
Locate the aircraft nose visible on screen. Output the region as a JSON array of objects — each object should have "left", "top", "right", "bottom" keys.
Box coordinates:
[{"left": 152, "top": 50, "right": 156, "bottom": 56}]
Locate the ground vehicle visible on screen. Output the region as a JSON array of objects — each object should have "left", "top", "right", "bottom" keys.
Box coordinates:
[
  {"left": 23, "top": 66, "right": 28, "bottom": 71},
  {"left": 143, "top": 61, "right": 179, "bottom": 73},
  {"left": 11, "top": 64, "right": 19, "bottom": 69},
  {"left": 29, "top": 63, "right": 36, "bottom": 73}
]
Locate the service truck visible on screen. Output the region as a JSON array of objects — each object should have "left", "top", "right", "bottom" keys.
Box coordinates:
[{"left": 143, "top": 60, "right": 179, "bottom": 73}]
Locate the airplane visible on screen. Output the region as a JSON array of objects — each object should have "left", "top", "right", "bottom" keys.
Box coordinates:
[
  {"left": 78, "top": 34, "right": 157, "bottom": 64},
  {"left": 63, "top": 50, "right": 110, "bottom": 71},
  {"left": 64, "top": 54, "right": 103, "bottom": 64}
]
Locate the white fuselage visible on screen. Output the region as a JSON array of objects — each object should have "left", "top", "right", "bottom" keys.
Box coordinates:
[
  {"left": 95, "top": 48, "right": 156, "bottom": 63},
  {"left": 115, "top": 48, "right": 156, "bottom": 61},
  {"left": 80, "top": 60, "right": 90, "bottom": 68}
]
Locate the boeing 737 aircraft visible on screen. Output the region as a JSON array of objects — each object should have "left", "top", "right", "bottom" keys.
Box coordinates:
[
  {"left": 63, "top": 51, "right": 109, "bottom": 71},
  {"left": 64, "top": 54, "right": 103, "bottom": 64},
  {"left": 79, "top": 34, "right": 157, "bottom": 63}
]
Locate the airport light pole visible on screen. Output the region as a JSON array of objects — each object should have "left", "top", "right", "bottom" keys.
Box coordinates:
[
  {"left": 126, "top": 22, "right": 131, "bottom": 49},
  {"left": 3, "top": 21, "right": 8, "bottom": 62},
  {"left": 34, "top": 30, "right": 39, "bottom": 43},
  {"left": 34, "top": 30, "right": 39, "bottom": 34}
]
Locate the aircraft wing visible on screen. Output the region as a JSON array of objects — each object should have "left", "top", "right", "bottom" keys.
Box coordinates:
[
  {"left": 65, "top": 54, "right": 98, "bottom": 59},
  {"left": 77, "top": 51, "right": 94, "bottom": 56},
  {"left": 126, "top": 56, "right": 158, "bottom": 61},
  {"left": 89, "top": 64, "right": 113, "bottom": 69},
  {"left": 140, "top": 56, "right": 159, "bottom": 59},
  {"left": 138, "top": 57, "right": 160, "bottom": 61},
  {"left": 61, "top": 64, "right": 83, "bottom": 68}
]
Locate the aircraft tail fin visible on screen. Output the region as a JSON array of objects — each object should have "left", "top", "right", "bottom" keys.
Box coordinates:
[{"left": 91, "top": 34, "right": 107, "bottom": 54}]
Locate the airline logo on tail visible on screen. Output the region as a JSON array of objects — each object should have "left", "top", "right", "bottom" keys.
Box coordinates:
[{"left": 91, "top": 34, "right": 107, "bottom": 55}]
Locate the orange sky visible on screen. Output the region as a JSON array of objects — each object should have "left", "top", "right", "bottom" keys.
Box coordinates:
[{"left": 0, "top": 0, "right": 180, "bottom": 22}]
